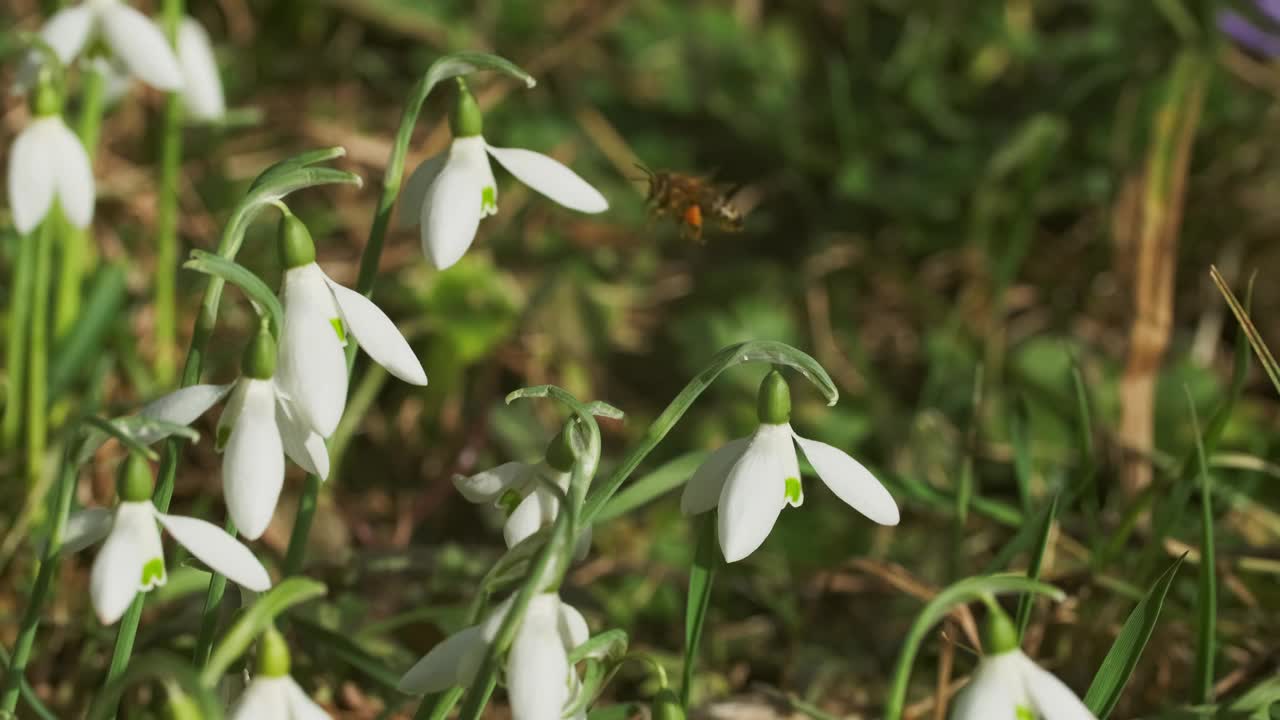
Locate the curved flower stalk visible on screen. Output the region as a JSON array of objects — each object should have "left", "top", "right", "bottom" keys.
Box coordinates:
[
  {"left": 175, "top": 16, "right": 225, "bottom": 122},
  {"left": 681, "top": 369, "right": 900, "bottom": 562},
  {"left": 951, "top": 607, "right": 1096, "bottom": 720},
  {"left": 140, "top": 323, "right": 329, "bottom": 539},
  {"left": 20, "top": 0, "right": 184, "bottom": 92},
  {"left": 275, "top": 212, "right": 427, "bottom": 437},
  {"left": 7, "top": 82, "right": 94, "bottom": 234},
  {"left": 399, "top": 79, "right": 608, "bottom": 270},
  {"left": 230, "top": 627, "right": 331, "bottom": 719},
  {"left": 398, "top": 592, "right": 591, "bottom": 720},
  {"left": 64, "top": 454, "right": 270, "bottom": 625}
]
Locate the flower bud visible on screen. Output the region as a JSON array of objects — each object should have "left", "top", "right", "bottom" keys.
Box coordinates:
[
  {"left": 545, "top": 421, "right": 578, "bottom": 473},
  {"left": 241, "top": 322, "right": 278, "bottom": 380},
  {"left": 117, "top": 453, "right": 154, "bottom": 503},
  {"left": 982, "top": 603, "right": 1020, "bottom": 655},
  {"left": 650, "top": 689, "right": 686, "bottom": 720},
  {"left": 257, "top": 626, "right": 292, "bottom": 677},
  {"left": 277, "top": 211, "right": 316, "bottom": 269},
  {"left": 756, "top": 369, "right": 791, "bottom": 425},
  {"left": 449, "top": 78, "right": 484, "bottom": 138}
]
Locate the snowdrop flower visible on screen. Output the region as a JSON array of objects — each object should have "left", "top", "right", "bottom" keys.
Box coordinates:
[
  {"left": 681, "top": 369, "right": 900, "bottom": 562},
  {"left": 176, "top": 16, "right": 226, "bottom": 121},
  {"left": 23, "top": 0, "right": 184, "bottom": 92},
  {"left": 952, "top": 607, "right": 1096, "bottom": 720},
  {"left": 275, "top": 213, "right": 427, "bottom": 437},
  {"left": 139, "top": 323, "right": 329, "bottom": 540},
  {"left": 63, "top": 454, "right": 271, "bottom": 625},
  {"left": 230, "top": 627, "right": 331, "bottom": 720},
  {"left": 7, "top": 84, "right": 94, "bottom": 235},
  {"left": 398, "top": 592, "right": 590, "bottom": 720},
  {"left": 454, "top": 422, "right": 578, "bottom": 549},
  {"left": 399, "top": 79, "right": 608, "bottom": 270}
]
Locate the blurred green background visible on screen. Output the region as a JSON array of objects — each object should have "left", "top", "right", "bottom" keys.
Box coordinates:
[{"left": 4, "top": 0, "right": 1280, "bottom": 717}]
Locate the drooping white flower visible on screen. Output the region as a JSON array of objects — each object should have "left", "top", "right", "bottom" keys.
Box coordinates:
[
  {"left": 176, "top": 16, "right": 226, "bottom": 121},
  {"left": 64, "top": 456, "right": 271, "bottom": 625},
  {"left": 139, "top": 327, "right": 329, "bottom": 540},
  {"left": 454, "top": 461, "right": 571, "bottom": 549},
  {"left": 7, "top": 114, "right": 94, "bottom": 234},
  {"left": 23, "top": 0, "right": 184, "bottom": 92},
  {"left": 397, "top": 592, "right": 590, "bottom": 720},
  {"left": 230, "top": 628, "right": 331, "bottom": 720},
  {"left": 951, "top": 652, "right": 1096, "bottom": 720},
  {"left": 681, "top": 370, "right": 899, "bottom": 563},
  {"left": 398, "top": 80, "right": 608, "bottom": 270}
]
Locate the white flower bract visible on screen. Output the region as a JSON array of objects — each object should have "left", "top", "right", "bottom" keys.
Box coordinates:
[
  {"left": 681, "top": 422, "right": 900, "bottom": 563},
  {"left": 399, "top": 135, "right": 609, "bottom": 270},
  {"left": 25, "top": 0, "right": 184, "bottom": 92},
  {"left": 229, "top": 676, "right": 331, "bottom": 720},
  {"left": 950, "top": 649, "right": 1097, "bottom": 720},
  {"left": 7, "top": 116, "right": 95, "bottom": 234},
  {"left": 277, "top": 262, "right": 428, "bottom": 438},
  {"left": 64, "top": 500, "right": 271, "bottom": 625}
]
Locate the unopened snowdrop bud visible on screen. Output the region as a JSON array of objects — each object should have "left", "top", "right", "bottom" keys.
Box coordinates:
[
  {"left": 277, "top": 211, "right": 316, "bottom": 269},
  {"left": 241, "top": 322, "right": 277, "bottom": 380},
  {"left": 117, "top": 452, "right": 154, "bottom": 502},
  {"left": 650, "top": 689, "right": 685, "bottom": 720},
  {"left": 756, "top": 369, "right": 791, "bottom": 425},
  {"left": 450, "top": 78, "right": 484, "bottom": 137},
  {"left": 229, "top": 627, "right": 332, "bottom": 719}
]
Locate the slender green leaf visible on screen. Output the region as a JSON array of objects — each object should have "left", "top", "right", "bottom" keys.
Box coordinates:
[
  {"left": 250, "top": 146, "right": 351, "bottom": 191},
  {"left": 86, "top": 652, "right": 224, "bottom": 720},
  {"left": 75, "top": 414, "right": 199, "bottom": 465},
  {"left": 1083, "top": 554, "right": 1186, "bottom": 718},
  {"left": 49, "top": 263, "right": 126, "bottom": 401},
  {"left": 292, "top": 615, "right": 404, "bottom": 690},
  {"left": 1014, "top": 492, "right": 1059, "bottom": 639},
  {"left": 1187, "top": 389, "right": 1216, "bottom": 705},
  {"left": 682, "top": 514, "right": 718, "bottom": 709},
  {"left": 184, "top": 250, "right": 284, "bottom": 335},
  {"left": 1009, "top": 394, "right": 1033, "bottom": 512},
  {"left": 199, "top": 578, "right": 327, "bottom": 686},
  {"left": 883, "top": 574, "right": 1064, "bottom": 720},
  {"left": 593, "top": 452, "right": 707, "bottom": 524},
  {"left": 568, "top": 630, "right": 629, "bottom": 664}
]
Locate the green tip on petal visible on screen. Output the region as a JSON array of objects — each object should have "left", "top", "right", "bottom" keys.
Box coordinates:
[
  {"left": 450, "top": 78, "right": 484, "bottom": 137},
  {"left": 117, "top": 453, "right": 155, "bottom": 503},
  {"left": 141, "top": 557, "right": 166, "bottom": 587},
  {"left": 982, "top": 602, "right": 1020, "bottom": 655},
  {"left": 650, "top": 689, "right": 686, "bottom": 720},
  {"left": 241, "top": 322, "right": 277, "bottom": 380},
  {"left": 277, "top": 211, "right": 316, "bottom": 269},
  {"left": 257, "top": 626, "right": 292, "bottom": 677},
  {"left": 545, "top": 421, "right": 578, "bottom": 473},
  {"left": 497, "top": 488, "right": 523, "bottom": 516},
  {"left": 784, "top": 477, "right": 803, "bottom": 507},
  {"left": 757, "top": 369, "right": 791, "bottom": 425},
  {"left": 481, "top": 185, "right": 497, "bottom": 213},
  {"left": 1015, "top": 706, "right": 1037, "bottom": 720}
]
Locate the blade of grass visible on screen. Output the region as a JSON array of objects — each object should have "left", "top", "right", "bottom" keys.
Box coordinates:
[
  {"left": 1187, "top": 388, "right": 1216, "bottom": 705},
  {"left": 1014, "top": 492, "right": 1059, "bottom": 640},
  {"left": 1211, "top": 267, "right": 1278, "bottom": 398}
]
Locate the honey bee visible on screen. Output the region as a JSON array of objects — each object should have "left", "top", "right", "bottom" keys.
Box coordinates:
[{"left": 636, "top": 165, "right": 745, "bottom": 241}]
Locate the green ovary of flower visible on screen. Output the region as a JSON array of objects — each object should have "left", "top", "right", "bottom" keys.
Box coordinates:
[
  {"left": 141, "top": 557, "right": 166, "bottom": 587},
  {"left": 784, "top": 477, "right": 803, "bottom": 505}
]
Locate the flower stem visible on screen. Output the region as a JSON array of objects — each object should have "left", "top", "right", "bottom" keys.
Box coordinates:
[
  {"left": 680, "top": 513, "right": 717, "bottom": 709},
  {"left": 26, "top": 219, "right": 56, "bottom": 490},
  {"left": 191, "top": 520, "right": 234, "bottom": 668},
  {"left": 54, "top": 65, "right": 107, "bottom": 339},
  {"left": 0, "top": 453, "right": 76, "bottom": 714},
  {"left": 1, "top": 230, "right": 37, "bottom": 451},
  {"left": 154, "top": 0, "right": 185, "bottom": 387}
]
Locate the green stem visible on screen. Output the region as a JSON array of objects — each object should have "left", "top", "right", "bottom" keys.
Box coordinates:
[
  {"left": 2, "top": 231, "right": 37, "bottom": 451},
  {"left": 154, "top": 0, "right": 184, "bottom": 386},
  {"left": 0, "top": 454, "right": 76, "bottom": 713},
  {"left": 191, "top": 520, "right": 234, "bottom": 668},
  {"left": 26, "top": 220, "right": 55, "bottom": 490},
  {"left": 681, "top": 514, "right": 717, "bottom": 709},
  {"left": 281, "top": 475, "right": 321, "bottom": 576},
  {"left": 413, "top": 688, "right": 464, "bottom": 720},
  {"left": 55, "top": 66, "right": 107, "bottom": 338}
]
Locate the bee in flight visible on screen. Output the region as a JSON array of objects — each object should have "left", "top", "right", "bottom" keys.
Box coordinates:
[{"left": 636, "top": 165, "right": 745, "bottom": 241}]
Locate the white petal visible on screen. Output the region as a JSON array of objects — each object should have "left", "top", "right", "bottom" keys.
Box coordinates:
[
  {"left": 279, "top": 265, "right": 348, "bottom": 437},
  {"left": 324, "top": 277, "right": 427, "bottom": 385},
  {"left": 396, "top": 151, "right": 446, "bottom": 229},
  {"left": 155, "top": 511, "right": 271, "bottom": 591},
  {"left": 138, "top": 383, "right": 233, "bottom": 443},
  {"left": 453, "top": 462, "right": 532, "bottom": 504},
  {"left": 122, "top": 502, "right": 167, "bottom": 590},
  {"left": 792, "top": 432, "right": 899, "bottom": 526},
  {"left": 1019, "top": 653, "right": 1096, "bottom": 720},
  {"left": 223, "top": 380, "right": 284, "bottom": 540},
  {"left": 48, "top": 118, "right": 95, "bottom": 229},
  {"left": 716, "top": 424, "right": 795, "bottom": 563},
  {"left": 230, "top": 677, "right": 290, "bottom": 720},
  {"left": 950, "top": 653, "right": 1026, "bottom": 720},
  {"left": 275, "top": 394, "right": 330, "bottom": 480},
  {"left": 421, "top": 137, "right": 493, "bottom": 270},
  {"left": 100, "top": 3, "right": 184, "bottom": 91},
  {"left": 8, "top": 119, "right": 58, "bottom": 235},
  {"left": 40, "top": 6, "right": 96, "bottom": 65},
  {"left": 62, "top": 507, "right": 113, "bottom": 554},
  {"left": 177, "top": 16, "right": 225, "bottom": 121},
  {"left": 216, "top": 379, "right": 251, "bottom": 451},
  {"left": 282, "top": 677, "right": 332, "bottom": 720},
  {"left": 558, "top": 602, "right": 590, "bottom": 651},
  {"left": 503, "top": 469, "right": 567, "bottom": 548},
  {"left": 397, "top": 625, "right": 487, "bottom": 694},
  {"left": 485, "top": 144, "right": 608, "bottom": 214},
  {"left": 680, "top": 438, "right": 750, "bottom": 515},
  {"left": 90, "top": 504, "right": 157, "bottom": 624},
  {"left": 508, "top": 594, "right": 571, "bottom": 720}
]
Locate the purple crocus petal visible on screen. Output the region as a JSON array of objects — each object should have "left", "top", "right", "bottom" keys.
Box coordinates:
[
  {"left": 1220, "top": 10, "right": 1280, "bottom": 58},
  {"left": 1257, "top": 0, "right": 1280, "bottom": 25}
]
